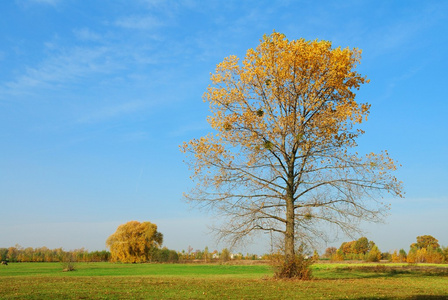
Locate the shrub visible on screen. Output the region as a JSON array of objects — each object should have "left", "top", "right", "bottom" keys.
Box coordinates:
[
  {"left": 399, "top": 249, "right": 407, "bottom": 262},
  {"left": 152, "top": 248, "right": 179, "bottom": 263},
  {"left": 381, "top": 252, "right": 392, "bottom": 261},
  {"left": 61, "top": 254, "right": 76, "bottom": 272},
  {"left": 331, "top": 249, "right": 344, "bottom": 261},
  {"left": 442, "top": 247, "right": 448, "bottom": 263},
  {"left": 221, "top": 248, "right": 231, "bottom": 262},
  {"left": 391, "top": 250, "right": 400, "bottom": 263},
  {"left": 365, "top": 245, "right": 381, "bottom": 262},
  {"left": 272, "top": 253, "right": 313, "bottom": 280},
  {"left": 312, "top": 250, "right": 319, "bottom": 262},
  {"left": 407, "top": 249, "right": 417, "bottom": 263},
  {"left": 323, "top": 247, "right": 337, "bottom": 258}
]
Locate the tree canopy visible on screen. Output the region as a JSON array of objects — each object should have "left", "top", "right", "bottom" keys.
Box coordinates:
[
  {"left": 182, "top": 32, "right": 403, "bottom": 277},
  {"left": 106, "top": 221, "right": 163, "bottom": 263},
  {"left": 411, "top": 235, "right": 440, "bottom": 250}
]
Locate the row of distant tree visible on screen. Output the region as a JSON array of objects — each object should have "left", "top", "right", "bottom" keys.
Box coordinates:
[
  {"left": 2, "top": 235, "right": 447, "bottom": 264},
  {"left": 2, "top": 226, "right": 446, "bottom": 265},
  {"left": 0, "top": 246, "right": 110, "bottom": 263},
  {"left": 0, "top": 245, "right": 256, "bottom": 264},
  {"left": 322, "top": 235, "right": 448, "bottom": 263}
]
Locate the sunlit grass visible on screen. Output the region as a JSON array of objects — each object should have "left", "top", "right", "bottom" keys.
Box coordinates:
[
  {"left": 1, "top": 262, "right": 447, "bottom": 299},
  {"left": 0, "top": 262, "right": 271, "bottom": 278}
]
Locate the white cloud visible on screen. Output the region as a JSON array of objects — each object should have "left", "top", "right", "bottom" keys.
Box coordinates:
[
  {"left": 77, "top": 100, "right": 150, "bottom": 124},
  {"left": 365, "top": 5, "right": 443, "bottom": 59},
  {"left": 138, "top": 0, "right": 166, "bottom": 8},
  {"left": 33, "top": 0, "right": 58, "bottom": 4},
  {"left": 73, "top": 28, "right": 102, "bottom": 42},
  {"left": 115, "top": 15, "right": 163, "bottom": 30},
  {"left": 0, "top": 46, "right": 118, "bottom": 99},
  {"left": 169, "top": 121, "right": 209, "bottom": 137},
  {"left": 18, "top": 0, "right": 59, "bottom": 6}
]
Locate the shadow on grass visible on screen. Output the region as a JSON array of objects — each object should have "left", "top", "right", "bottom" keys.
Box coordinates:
[
  {"left": 328, "top": 265, "right": 448, "bottom": 280},
  {"left": 337, "top": 297, "right": 448, "bottom": 300}
]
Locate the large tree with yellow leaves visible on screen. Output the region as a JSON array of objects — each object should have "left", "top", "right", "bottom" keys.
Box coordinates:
[
  {"left": 182, "top": 32, "right": 402, "bottom": 277},
  {"left": 106, "top": 221, "right": 163, "bottom": 263}
]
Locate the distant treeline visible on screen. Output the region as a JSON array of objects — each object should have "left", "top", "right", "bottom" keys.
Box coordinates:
[
  {"left": 323, "top": 235, "right": 448, "bottom": 264},
  {"left": 0, "top": 246, "right": 183, "bottom": 263},
  {"left": 3, "top": 235, "right": 447, "bottom": 264},
  {"left": 0, "top": 246, "right": 110, "bottom": 263},
  {"left": 0, "top": 245, "right": 261, "bottom": 264}
]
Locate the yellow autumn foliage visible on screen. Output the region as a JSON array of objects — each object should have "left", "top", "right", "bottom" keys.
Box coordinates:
[
  {"left": 181, "top": 32, "right": 403, "bottom": 270},
  {"left": 106, "top": 221, "right": 163, "bottom": 263}
]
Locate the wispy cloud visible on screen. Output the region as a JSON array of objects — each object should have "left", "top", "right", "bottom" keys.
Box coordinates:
[
  {"left": 73, "top": 28, "right": 102, "bottom": 42},
  {"left": 18, "top": 0, "right": 59, "bottom": 6},
  {"left": 364, "top": 4, "right": 443, "bottom": 58},
  {"left": 368, "top": 23, "right": 420, "bottom": 57},
  {"left": 0, "top": 46, "right": 119, "bottom": 99},
  {"left": 169, "top": 121, "right": 209, "bottom": 137},
  {"left": 121, "top": 131, "right": 149, "bottom": 142},
  {"left": 115, "top": 15, "right": 163, "bottom": 30},
  {"left": 33, "top": 0, "right": 58, "bottom": 4},
  {"left": 77, "top": 100, "right": 150, "bottom": 124}
]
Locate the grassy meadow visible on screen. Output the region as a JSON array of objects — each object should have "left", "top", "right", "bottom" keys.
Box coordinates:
[{"left": 1, "top": 262, "right": 448, "bottom": 299}]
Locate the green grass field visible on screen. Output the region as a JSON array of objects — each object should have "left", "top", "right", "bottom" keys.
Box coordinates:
[{"left": 1, "top": 262, "right": 447, "bottom": 299}]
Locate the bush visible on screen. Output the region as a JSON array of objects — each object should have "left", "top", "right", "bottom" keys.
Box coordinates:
[
  {"left": 381, "top": 252, "right": 392, "bottom": 261},
  {"left": 399, "top": 249, "right": 407, "bottom": 262},
  {"left": 331, "top": 249, "right": 344, "bottom": 261},
  {"left": 151, "top": 248, "right": 179, "bottom": 263},
  {"left": 323, "top": 247, "right": 337, "bottom": 258},
  {"left": 442, "top": 247, "right": 448, "bottom": 263},
  {"left": 365, "top": 245, "right": 381, "bottom": 262},
  {"left": 272, "top": 253, "right": 313, "bottom": 280},
  {"left": 407, "top": 249, "right": 417, "bottom": 263},
  {"left": 221, "top": 248, "right": 231, "bottom": 262},
  {"left": 61, "top": 254, "right": 76, "bottom": 272}
]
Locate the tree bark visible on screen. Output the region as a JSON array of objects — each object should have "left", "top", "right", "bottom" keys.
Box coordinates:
[{"left": 285, "top": 194, "right": 295, "bottom": 263}]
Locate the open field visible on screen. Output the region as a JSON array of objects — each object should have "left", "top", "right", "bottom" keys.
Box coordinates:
[{"left": 1, "top": 262, "right": 448, "bottom": 299}]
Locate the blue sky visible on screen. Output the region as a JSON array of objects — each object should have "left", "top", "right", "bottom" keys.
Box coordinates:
[{"left": 1, "top": 0, "right": 447, "bottom": 254}]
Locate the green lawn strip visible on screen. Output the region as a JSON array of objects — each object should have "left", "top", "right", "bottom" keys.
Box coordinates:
[{"left": 0, "top": 262, "right": 272, "bottom": 278}]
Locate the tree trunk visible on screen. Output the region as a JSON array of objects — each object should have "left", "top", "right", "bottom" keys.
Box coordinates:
[
  {"left": 285, "top": 156, "right": 296, "bottom": 264},
  {"left": 285, "top": 196, "right": 295, "bottom": 263}
]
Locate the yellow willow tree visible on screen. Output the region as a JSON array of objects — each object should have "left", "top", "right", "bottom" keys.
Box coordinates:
[
  {"left": 106, "top": 221, "right": 163, "bottom": 263},
  {"left": 182, "top": 32, "right": 403, "bottom": 277}
]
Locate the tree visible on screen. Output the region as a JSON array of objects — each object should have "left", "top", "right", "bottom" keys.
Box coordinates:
[
  {"left": 332, "top": 249, "right": 344, "bottom": 261},
  {"left": 392, "top": 249, "right": 407, "bottom": 263},
  {"left": 338, "top": 237, "right": 376, "bottom": 260},
  {"left": 221, "top": 248, "right": 231, "bottom": 262},
  {"left": 324, "top": 247, "right": 337, "bottom": 258},
  {"left": 0, "top": 248, "right": 8, "bottom": 261},
  {"left": 204, "top": 246, "right": 210, "bottom": 263},
  {"left": 411, "top": 235, "right": 440, "bottom": 250},
  {"left": 152, "top": 247, "right": 179, "bottom": 263},
  {"left": 106, "top": 221, "right": 163, "bottom": 263},
  {"left": 442, "top": 247, "right": 448, "bottom": 263},
  {"left": 340, "top": 241, "right": 356, "bottom": 255},
  {"left": 312, "top": 250, "right": 320, "bottom": 261},
  {"left": 353, "top": 237, "right": 370, "bottom": 254},
  {"left": 399, "top": 249, "right": 407, "bottom": 262},
  {"left": 366, "top": 245, "right": 381, "bottom": 262},
  {"left": 409, "top": 236, "right": 443, "bottom": 263},
  {"left": 182, "top": 32, "right": 403, "bottom": 277}
]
